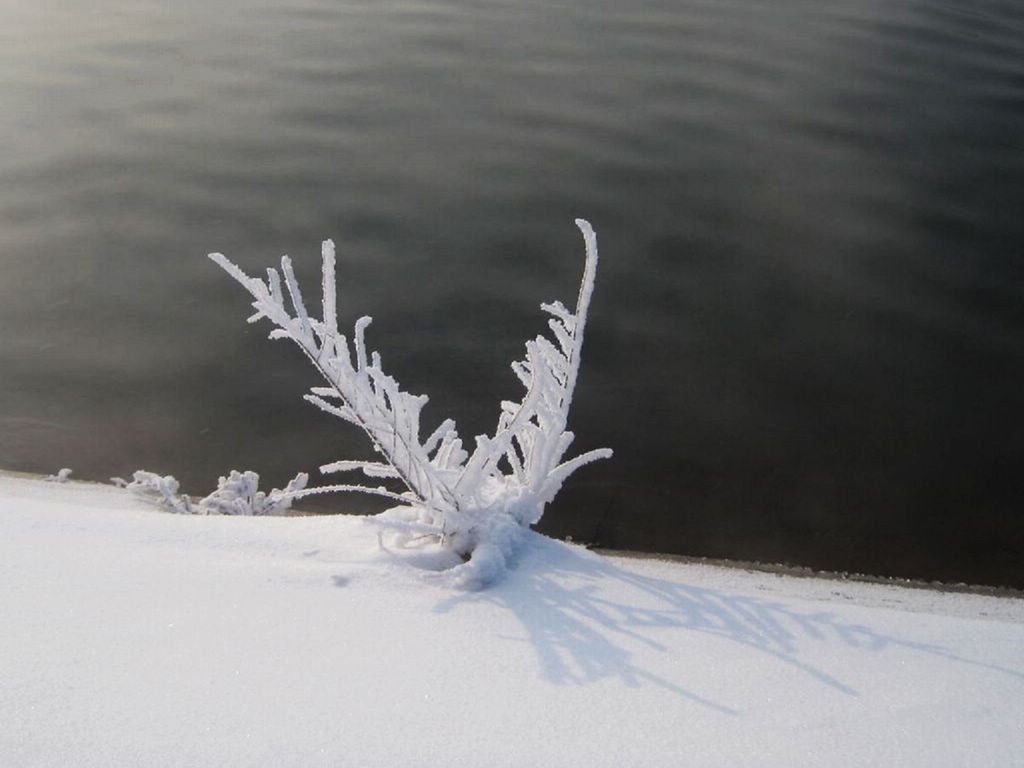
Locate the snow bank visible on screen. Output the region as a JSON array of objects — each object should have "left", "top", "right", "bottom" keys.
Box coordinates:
[{"left": 2, "top": 473, "right": 1022, "bottom": 767}]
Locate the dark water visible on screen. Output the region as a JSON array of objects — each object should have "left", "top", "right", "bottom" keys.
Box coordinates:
[{"left": 2, "top": 0, "right": 1023, "bottom": 586}]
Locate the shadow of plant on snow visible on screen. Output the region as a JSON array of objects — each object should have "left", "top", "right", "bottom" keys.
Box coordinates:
[{"left": 432, "top": 534, "right": 1024, "bottom": 714}]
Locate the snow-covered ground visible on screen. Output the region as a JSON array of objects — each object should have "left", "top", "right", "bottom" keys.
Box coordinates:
[{"left": 2, "top": 473, "right": 1022, "bottom": 767}]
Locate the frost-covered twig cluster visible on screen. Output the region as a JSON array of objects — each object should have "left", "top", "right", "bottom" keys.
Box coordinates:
[
  {"left": 116, "top": 469, "right": 307, "bottom": 516},
  {"left": 209, "top": 219, "right": 611, "bottom": 586}
]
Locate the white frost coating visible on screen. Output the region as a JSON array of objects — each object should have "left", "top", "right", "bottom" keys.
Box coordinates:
[
  {"left": 209, "top": 219, "right": 612, "bottom": 586},
  {"left": 199, "top": 470, "right": 309, "bottom": 516},
  {"left": 45, "top": 468, "right": 73, "bottom": 483},
  {"left": 123, "top": 469, "right": 307, "bottom": 516},
  {"left": 123, "top": 471, "right": 192, "bottom": 513}
]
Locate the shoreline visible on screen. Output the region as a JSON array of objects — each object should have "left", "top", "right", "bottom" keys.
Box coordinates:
[
  {"left": 5, "top": 467, "right": 1020, "bottom": 599},
  {"left": 594, "top": 548, "right": 1024, "bottom": 600}
]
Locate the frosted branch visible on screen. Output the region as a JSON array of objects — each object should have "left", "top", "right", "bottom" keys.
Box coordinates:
[{"left": 208, "top": 219, "right": 612, "bottom": 586}]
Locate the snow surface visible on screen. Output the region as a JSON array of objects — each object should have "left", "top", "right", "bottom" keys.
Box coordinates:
[{"left": 2, "top": 473, "right": 1022, "bottom": 767}]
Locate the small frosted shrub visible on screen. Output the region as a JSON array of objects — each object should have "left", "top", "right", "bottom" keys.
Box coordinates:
[
  {"left": 46, "top": 468, "right": 73, "bottom": 483},
  {"left": 119, "top": 471, "right": 192, "bottom": 512},
  {"left": 209, "top": 219, "right": 611, "bottom": 586},
  {"left": 199, "top": 469, "right": 309, "bottom": 516},
  {"left": 120, "top": 469, "right": 307, "bottom": 516}
]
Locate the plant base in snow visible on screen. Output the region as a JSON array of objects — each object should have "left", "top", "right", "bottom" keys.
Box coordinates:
[{"left": 209, "top": 219, "right": 612, "bottom": 587}]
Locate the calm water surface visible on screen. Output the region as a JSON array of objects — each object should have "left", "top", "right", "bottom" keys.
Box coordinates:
[{"left": 2, "top": 0, "right": 1023, "bottom": 585}]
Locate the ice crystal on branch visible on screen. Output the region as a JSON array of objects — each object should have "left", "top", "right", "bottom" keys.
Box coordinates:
[{"left": 209, "top": 219, "right": 611, "bottom": 586}]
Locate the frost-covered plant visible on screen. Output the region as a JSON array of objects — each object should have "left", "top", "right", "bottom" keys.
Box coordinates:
[
  {"left": 120, "top": 471, "right": 193, "bottom": 512},
  {"left": 119, "top": 469, "right": 307, "bottom": 516},
  {"left": 199, "top": 469, "right": 309, "bottom": 516},
  {"left": 209, "top": 219, "right": 611, "bottom": 586}
]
